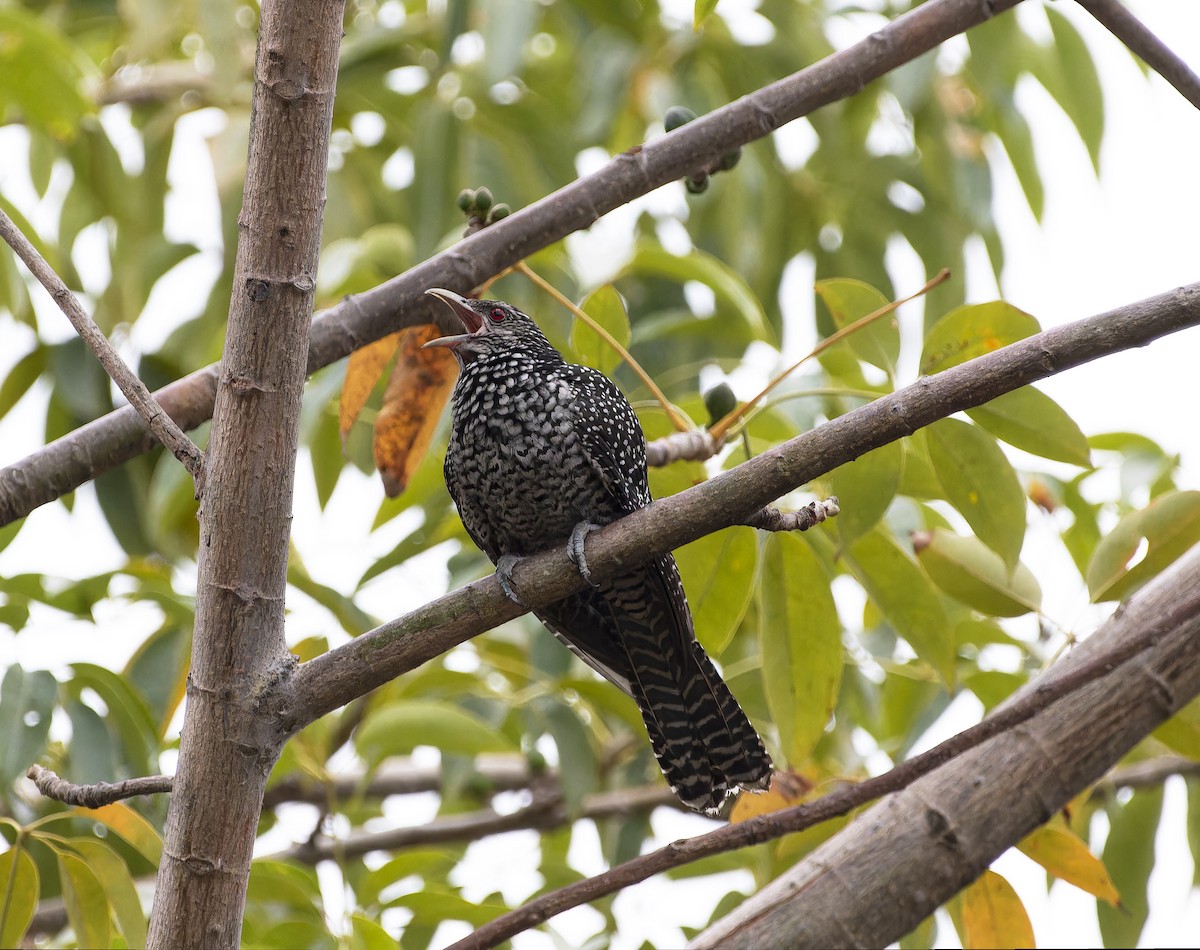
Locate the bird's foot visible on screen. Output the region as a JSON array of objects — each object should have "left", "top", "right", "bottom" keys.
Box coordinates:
[
  {"left": 495, "top": 554, "right": 527, "bottom": 607},
  {"left": 567, "top": 521, "right": 602, "bottom": 588}
]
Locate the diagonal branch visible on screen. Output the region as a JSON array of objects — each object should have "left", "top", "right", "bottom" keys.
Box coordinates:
[
  {"left": 0, "top": 0, "right": 1027, "bottom": 527},
  {"left": 456, "top": 546, "right": 1200, "bottom": 950},
  {"left": 1076, "top": 0, "right": 1200, "bottom": 110},
  {"left": 0, "top": 209, "right": 206, "bottom": 491},
  {"left": 273, "top": 281, "right": 1200, "bottom": 735}
]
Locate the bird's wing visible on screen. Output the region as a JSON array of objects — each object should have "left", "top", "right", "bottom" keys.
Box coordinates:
[{"left": 562, "top": 365, "right": 651, "bottom": 514}]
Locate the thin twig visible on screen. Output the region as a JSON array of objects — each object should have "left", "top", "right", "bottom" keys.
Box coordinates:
[
  {"left": 0, "top": 209, "right": 206, "bottom": 493},
  {"left": 25, "top": 764, "right": 173, "bottom": 808},
  {"left": 744, "top": 497, "right": 840, "bottom": 532},
  {"left": 1076, "top": 0, "right": 1200, "bottom": 110},
  {"left": 449, "top": 610, "right": 1182, "bottom": 950},
  {"left": 1090, "top": 754, "right": 1200, "bottom": 798}
]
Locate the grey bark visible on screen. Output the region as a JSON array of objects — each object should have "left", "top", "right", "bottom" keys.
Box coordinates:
[
  {"left": 691, "top": 546, "right": 1200, "bottom": 948},
  {"left": 145, "top": 1, "right": 344, "bottom": 946}
]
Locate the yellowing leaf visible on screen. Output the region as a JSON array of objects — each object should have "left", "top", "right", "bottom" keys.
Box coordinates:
[
  {"left": 373, "top": 325, "right": 458, "bottom": 497},
  {"left": 815, "top": 277, "right": 899, "bottom": 374},
  {"left": 1018, "top": 824, "right": 1120, "bottom": 906},
  {"left": 921, "top": 301, "right": 1040, "bottom": 376},
  {"left": 962, "top": 869, "right": 1035, "bottom": 949},
  {"left": 916, "top": 529, "right": 1041, "bottom": 617},
  {"left": 339, "top": 331, "right": 401, "bottom": 444},
  {"left": 74, "top": 801, "right": 163, "bottom": 865},
  {"left": 0, "top": 847, "right": 38, "bottom": 947}
]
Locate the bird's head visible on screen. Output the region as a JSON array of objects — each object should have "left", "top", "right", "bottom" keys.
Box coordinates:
[{"left": 423, "top": 288, "right": 557, "bottom": 366}]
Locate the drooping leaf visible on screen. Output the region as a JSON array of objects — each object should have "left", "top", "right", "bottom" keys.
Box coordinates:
[
  {"left": 339, "top": 331, "right": 401, "bottom": 443},
  {"left": 694, "top": 0, "right": 720, "bottom": 30},
  {"left": 1099, "top": 787, "right": 1163, "bottom": 948},
  {"left": 967, "top": 386, "right": 1091, "bottom": 467},
  {"left": 56, "top": 850, "right": 112, "bottom": 949},
  {"left": 926, "top": 418, "right": 1026, "bottom": 570},
  {"left": 1086, "top": 490, "right": 1200, "bottom": 602},
  {"left": 676, "top": 526, "right": 758, "bottom": 655},
  {"left": 815, "top": 277, "right": 899, "bottom": 375},
  {"left": 0, "top": 664, "right": 57, "bottom": 785},
  {"left": 961, "top": 869, "right": 1035, "bottom": 949},
  {"left": 846, "top": 529, "right": 955, "bottom": 684},
  {"left": 830, "top": 438, "right": 904, "bottom": 546},
  {"left": 759, "top": 533, "right": 842, "bottom": 764},
  {"left": 373, "top": 325, "right": 458, "bottom": 496},
  {"left": 916, "top": 529, "right": 1041, "bottom": 617},
  {"left": 67, "top": 838, "right": 148, "bottom": 948},
  {"left": 0, "top": 846, "right": 38, "bottom": 947},
  {"left": 1017, "top": 823, "right": 1120, "bottom": 906}
]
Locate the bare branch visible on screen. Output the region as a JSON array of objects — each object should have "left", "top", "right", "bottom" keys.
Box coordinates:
[
  {"left": 0, "top": 208, "right": 206, "bottom": 492},
  {"left": 646, "top": 430, "right": 719, "bottom": 467},
  {"left": 274, "top": 281, "right": 1200, "bottom": 734},
  {"left": 453, "top": 547, "right": 1200, "bottom": 950},
  {"left": 279, "top": 784, "right": 681, "bottom": 864},
  {"left": 1091, "top": 754, "right": 1200, "bottom": 798},
  {"left": 0, "top": 0, "right": 1026, "bottom": 527},
  {"left": 1077, "top": 0, "right": 1200, "bottom": 110},
  {"left": 26, "top": 765, "right": 172, "bottom": 807}
]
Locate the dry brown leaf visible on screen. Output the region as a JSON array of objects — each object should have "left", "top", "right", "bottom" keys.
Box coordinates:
[
  {"left": 339, "top": 330, "right": 402, "bottom": 446},
  {"left": 729, "top": 769, "right": 812, "bottom": 822},
  {"left": 373, "top": 324, "right": 458, "bottom": 497}
]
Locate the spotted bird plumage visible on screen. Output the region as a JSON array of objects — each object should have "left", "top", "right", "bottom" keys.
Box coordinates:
[{"left": 425, "top": 288, "right": 772, "bottom": 815}]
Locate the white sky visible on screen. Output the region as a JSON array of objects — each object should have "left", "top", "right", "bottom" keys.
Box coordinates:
[{"left": 1, "top": 1, "right": 1199, "bottom": 947}]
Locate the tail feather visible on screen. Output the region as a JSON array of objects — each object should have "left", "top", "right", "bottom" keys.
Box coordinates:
[{"left": 537, "top": 554, "right": 772, "bottom": 815}]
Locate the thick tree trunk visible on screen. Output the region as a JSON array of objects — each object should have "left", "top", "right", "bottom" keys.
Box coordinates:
[
  {"left": 145, "top": 2, "right": 344, "bottom": 946},
  {"left": 692, "top": 545, "right": 1200, "bottom": 948}
]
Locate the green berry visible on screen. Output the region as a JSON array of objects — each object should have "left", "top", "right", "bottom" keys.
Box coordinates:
[
  {"left": 488, "top": 203, "right": 511, "bottom": 221},
  {"left": 685, "top": 174, "right": 709, "bottom": 194},
  {"left": 456, "top": 189, "right": 475, "bottom": 212},
  {"left": 474, "top": 186, "right": 494, "bottom": 215},
  {"left": 704, "top": 383, "right": 738, "bottom": 426},
  {"left": 718, "top": 147, "right": 742, "bottom": 172},
  {"left": 664, "top": 106, "right": 697, "bottom": 132}
]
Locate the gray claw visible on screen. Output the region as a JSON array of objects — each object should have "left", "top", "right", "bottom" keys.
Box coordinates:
[
  {"left": 495, "top": 554, "right": 527, "bottom": 606},
  {"left": 568, "top": 521, "right": 602, "bottom": 587}
]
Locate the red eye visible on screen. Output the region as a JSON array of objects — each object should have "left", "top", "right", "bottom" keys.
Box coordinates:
[{"left": 488, "top": 307, "right": 506, "bottom": 323}]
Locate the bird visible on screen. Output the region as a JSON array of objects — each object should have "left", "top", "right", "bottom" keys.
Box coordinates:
[{"left": 424, "top": 287, "right": 772, "bottom": 815}]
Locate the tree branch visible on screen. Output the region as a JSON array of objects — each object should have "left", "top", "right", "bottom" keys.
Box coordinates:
[
  {"left": 0, "top": 0, "right": 1026, "bottom": 527},
  {"left": 25, "top": 765, "right": 172, "bottom": 807},
  {"left": 1076, "top": 0, "right": 1200, "bottom": 110},
  {"left": 278, "top": 784, "right": 681, "bottom": 864},
  {"left": 452, "top": 546, "right": 1200, "bottom": 950},
  {"left": 0, "top": 208, "right": 206, "bottom": 491},
  {"left": 273, "top": 281, "right": 1200, "bottom": 735},
  {"left": 691, "top": 547, "right": 1200, "bottom": 948}
]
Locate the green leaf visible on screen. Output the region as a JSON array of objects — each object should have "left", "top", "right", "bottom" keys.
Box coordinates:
[
  {"left": 0, "top": 346, "right": 45, "bottom": 419},
  {"left": 67, "top": 839, "right": 147, "bottom": 948},
  {"left": 1099, "top": 787, "right": 1163, "bottom": 948},
  {"left": 0, "top": 9, "right": 94, "bottom": 140},
  {"left": 388, "top": 889, "right": 509, "bottom": 928},
  {"left": 815, "top": 277, "right": 899, "bottom": 375},
  {"left": 351, "top": 913, "right": 397, "bottom": 950},
  {"left": 57, "top": 850, "right": 111, "bottom": 949},
  {"left": 830, "top": 439, "right": 904, "bottom": 546},
  {"left": 925, "top": 418, "right": 1026, "bottom": 570},
  {"left": 1041, "top": 6, "right": 1105, "bottom": 171},
  {"left": 966, "top": 386, "right": 1091, "bottom": 467},
  {"left": 623, "top": 240, "right": 774, "bottom": 344},
  {"left": 916, "top": 530, "right": 1041, "bottom": 617},
  {"left": 676, "top": 526, "right": 757, "bottom": 655},
  {"left": 1087, "top": 491, "right": 1200, "bottom": 601},
  {"left": 571, "top": 284, "right": 631, "bottom": 375},
  {"left": 694, "top": 0, "right": 720, "bottom": 29},
  {"left": 539, "top": 700, "right": 596, "bottom": 813},
  {"left": 0, "top": 664, "right": 57, "bottom": 785},
  {"left": 759, "top": 533, "right": 842, "bottom": 764},
  {"left": 65, "top": 699, "right": 118, "bottom": 784},
  {"left": 0, "top": 846, "right": 38, "bottom": 948},
  {"left": 920, "top": 301, "right": 1040, "bottom": 375},
  {"left": 846, "top": 530, "right": 954, "bottom": 684},
  {"left": 247, "top": 859, "right": 325, "bottom": 923},
  {"left": 68, "top": 663, "right": 157, "bottom": 777},
  {"left": 1152, "top": 695, "right": 1200, "bottom": 759},
  {"left": 355, "top": 701, "right": 516, "bottom": 766}
]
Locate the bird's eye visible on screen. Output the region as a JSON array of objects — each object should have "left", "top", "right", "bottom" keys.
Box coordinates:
[{"left": 488, "top": 307, "right": 506, "bottom": 323}]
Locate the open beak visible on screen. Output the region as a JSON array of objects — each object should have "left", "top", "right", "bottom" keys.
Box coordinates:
[{"left": 423, "top": 288, "right": 484, "bottom": 350}]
